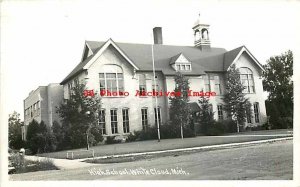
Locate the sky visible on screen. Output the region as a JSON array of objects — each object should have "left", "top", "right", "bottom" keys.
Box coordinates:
[{"left": 1, "top": 0, "right": 299, "bottom": 121}]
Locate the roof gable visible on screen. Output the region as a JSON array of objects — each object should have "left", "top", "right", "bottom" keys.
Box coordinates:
[
  {"left": 169, "top": 53, "right": 191, "bottom": 65},
  {"left": 83, "top": 39, "right": 140, "bottom": 70},
  {"left": 225, "top": 46, "right": 264, "bottom": 72},
  {"left": 81, "top": 42, "right": 94, "bottom": 62}
]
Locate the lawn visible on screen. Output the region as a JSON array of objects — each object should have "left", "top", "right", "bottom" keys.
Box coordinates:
[{"left": 38, "top": 129, "right": 292, "bottom": 159}]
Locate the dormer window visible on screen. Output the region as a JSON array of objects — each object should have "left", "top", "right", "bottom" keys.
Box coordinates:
[
  {"left": 176, "top": 64, "right": 191, "bottom": 71},
  {"left": 170, "top": 53, "right": 192, "bottom": 72}
]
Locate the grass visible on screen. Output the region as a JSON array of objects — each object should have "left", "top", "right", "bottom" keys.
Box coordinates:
[
  {"left": 85, "top": 151, "right": 190, "bottom": 164},
  {"left": 39, "top": 129, "right": 292, "bottom": 159}
]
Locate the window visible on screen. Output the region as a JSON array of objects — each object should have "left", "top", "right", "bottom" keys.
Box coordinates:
[
  {"left": 204, "top": 75, "right": 210, "bottom": 92},
  {"left": 176, "top": 64, "right": 192, "bottom": 71},
  {"left": 99, "top": 73, "right": 105, "bottom": 92},
  {"left": 122, "top": 108, "right": 130, "bottom": 133},
  {"left": 141, "top": 108, "right": 148, "bottom": 130},
  {"left": 214, "top": 75, "right": 222, "bottom": 95},
  {"left": 110, "top": 109, "right": 118, "bottom": 134},
  {"left": 152, "top": 82, "right": 159, "bottom": 93},
  {"left": 74, "top": 78, "right": 79, "bottom": 87},
  {"left": 239, "top": 68, "right": 255, "bottom": 93},
  {"left": 217, "top": 105, "right": 223, "bottom": 120},
  {"left": 154, "top": 107, "right": 161, "bottom": 127},
  {"left": 253, "top": 102, "right": 260, "bottom": 123},
  {"left": 246, "top": 110, "right": 252, "bottom": 123},
  {"left": 68, "top": 82, "right": 73, "bottom": 98},
  {"left": 99, "top": 73, "right": 124, "bottom": 94},
  {"left": 99, "top": 109, "right": 106, "bottom": 135},
  {"left": 107, "top": 73, "right": 117, "bottom": 92},
  {"left": 139, "top": 74, "right": 147, "bottom": 95}
]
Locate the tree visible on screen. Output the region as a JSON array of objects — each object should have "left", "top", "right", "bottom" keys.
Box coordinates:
[
  {"left": 26, "top": 120, "right": 56, "bottom": 154},
  {"left": 26, "top": 120, "right": 40, "bottom": 154},
  {"left": 8, "top": 111, "right": 25, "bottom": 149},
  {"left": 197, "top": 95, "right": 215, "bottom": 134},
  {"left": 56, "top": 83, "right": 103, "bottom": 149},
  {"left": 263, "top": 50, "right": 293, "bottom": 129},
  {"left": 169, "top": 72, "right": 191, "bottom": 138},
  {"left": 222, "top": 64, "right": 251, "bottom": 132},
  {"left": 51, "top": 120, "right": 64, "bottom": 150}
]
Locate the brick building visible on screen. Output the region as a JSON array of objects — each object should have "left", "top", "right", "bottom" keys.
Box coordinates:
[{"left": 22, "top": 83, "right": 63, "bottom": 140}]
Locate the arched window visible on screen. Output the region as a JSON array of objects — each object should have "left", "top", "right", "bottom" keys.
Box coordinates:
[
  {"left": 201, "top": 28, "right": 209, "bottom": 40},
  {"left": 239, "top": 67, "right": 255, "bottom": 93},
  {"left": 195, "top": 30, "right": 201, "bottom": 41},
  {"left": 99, "top": 65, "right": 124, "bottom": 95}
]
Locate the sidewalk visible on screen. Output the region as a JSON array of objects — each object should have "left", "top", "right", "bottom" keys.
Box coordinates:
[
  {"left": 25, "top": 155, "right": 95, "bottom": 170},
  {"left": 39, "top": 129, "right": 293, "bottom": 159}
]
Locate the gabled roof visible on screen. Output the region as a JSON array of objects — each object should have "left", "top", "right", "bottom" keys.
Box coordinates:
[
  {"left": 169, "top": 53, "right": 192, "bottom": 65},
  {"left": 223, "top": 46, "right": 244, "bottom": 71},
  {"left": 61, "top": 39, "right": 263, "bottom": 84},
  {"left": 83, "top": 39, "right": 139, "bottom": 70},
  {"left": 224, "top": 46, "right": 265, "bottom": 71},
  {"left": 169, "top": 53, "right": 183, "bottom": 65}
]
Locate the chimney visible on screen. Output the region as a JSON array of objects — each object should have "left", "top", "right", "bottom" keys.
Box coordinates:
[{"left": 153, "top": 27, "right": 163, "bottom": 44}]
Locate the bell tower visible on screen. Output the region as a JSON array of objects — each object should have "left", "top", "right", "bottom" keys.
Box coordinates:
[{"left": 193, "top": 14, "right": 211, "bottom": 51}]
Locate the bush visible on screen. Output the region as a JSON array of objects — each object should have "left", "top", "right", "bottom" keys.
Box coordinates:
[
  {"left": 137, "top": 128, "right": 158, "bottom": 140},
  {"left": 26, "top": 120, "right": 57, "bottom": 154},
  {"left": 222, "top": 119, "right": 238, "bottom": 133},
  {"left": 278, "top": 117, "right": 293, "bottom": 129},
  {"left": 9, "top": 153, "right": 58, "bottom": 174},
  {"left": 245, "top": 124, "right": 268, "bottom": 131},
  {"left": 105, "top": 136, "right": 122, "bottom": 144},
  {"left": 160, "top": 122, "right": 195, "bottom": 139},
  {"left": 126, "top": 122, "right": 195, "bottom": 142},
  {"left": 126, "top": 131, "right": 142, "bottom": 142},
  {"left": 9, "top": 136, "right": 26, "bottom": 150},
  {"left": 203, "top": 121, "right": 225, "bottom": 136}
]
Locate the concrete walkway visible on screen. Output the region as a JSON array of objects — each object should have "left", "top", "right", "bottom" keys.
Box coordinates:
[{"left": 25, "top": 155, "right": 95, "bottom": 170}]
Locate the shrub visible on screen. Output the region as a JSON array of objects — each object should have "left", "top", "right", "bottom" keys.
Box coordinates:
[
  {"left": 278, "top": 117, "right": 293, "bottom": 129},
  {"left": 126, "top": 131, "right": 142, "bottom": 142},
  {"left": 137, "top": 128, "right": 157, "bottom": 140},
  {"left": 160, "top": 122, "right": 195, "bottom": 139},
  {"left": 125, "top": 122, "right": 196, "bottom": 142},
  {"left": 9, "top": 153, "right": 58, "bottom": 174},
  {"left": 105, "top": 136, "right": 122, "bottom": 144},
  {"left": 245, "top": 124, "right": 268, "bottom": 131},
  {"left": 160, "top": 123, "right": 180, "bottom": 139},
  {"left": 203, "top": 121, "right": 225, "bottom": 136},
  {"left": 26, "top": 120, "right": 57, "bottom": 154},
  {"left": 9, "top": 137, "right": 25, "bottom": 150},
  {"left": 222, "top": 119, "right": 237, "bottom": 133}
]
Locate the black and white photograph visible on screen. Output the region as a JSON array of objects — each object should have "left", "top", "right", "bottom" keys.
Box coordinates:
[{"left": 0, "top": 0, "right": 299, "bottom": 186}]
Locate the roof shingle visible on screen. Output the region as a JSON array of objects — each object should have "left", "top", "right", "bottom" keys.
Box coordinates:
[{"left": 61, "top": 40, "right": 246, "bottom": 84}]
